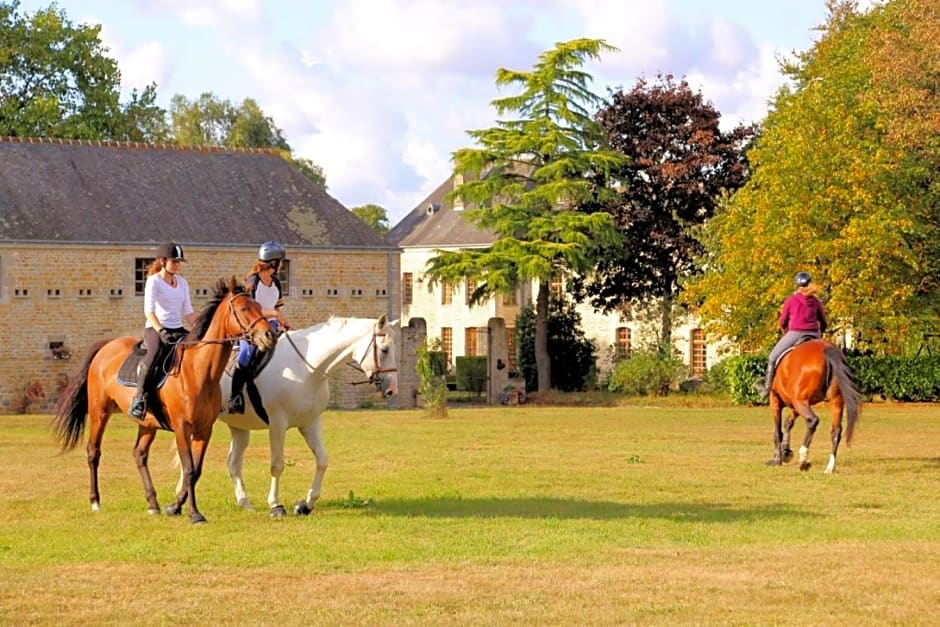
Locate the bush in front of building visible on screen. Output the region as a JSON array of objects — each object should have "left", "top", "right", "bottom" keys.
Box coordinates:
[{"left": 606, "top": 346, "right": 687, "bottom": 396}]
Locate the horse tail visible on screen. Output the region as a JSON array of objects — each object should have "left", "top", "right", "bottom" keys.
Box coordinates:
[
  {"left": 824, "top": 344, "right": 861, "bottom": 445},
  {"left": 51, "top": 339, "right": 108, "bottom": 452}
]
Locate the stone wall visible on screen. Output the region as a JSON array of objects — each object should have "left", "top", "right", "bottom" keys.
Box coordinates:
[{"left": 0, "top": 243, "right": 400, "bottom": 413}]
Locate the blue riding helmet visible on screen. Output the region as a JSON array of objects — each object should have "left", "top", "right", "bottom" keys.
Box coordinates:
[
  {"left": 258, "top": 241, "right": 286, "bottom": 262},
  {"left": 795, "top": 272, "right": 812, "bottom": 287}
]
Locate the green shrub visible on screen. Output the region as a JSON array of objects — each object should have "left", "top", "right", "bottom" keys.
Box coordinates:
[
  {"left": 724, "top": 354, "right": 766, "bottom": 405},
  {"left": 704, "top": 358, "right": 732, "bottom": 394},
  {"left": 416, "top": 339, "right": 448, "bottom": 418},
  {"left": 607, "top": 347, "right": 687, "bottom": 396},
  {"left": 847, "top": 354, "right": 940, "bottom": 401},
  {"left": 455, "top": 356, "right": 487, "bottom": 396}
]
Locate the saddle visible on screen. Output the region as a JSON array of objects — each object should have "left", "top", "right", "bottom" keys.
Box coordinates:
[
  {"left": 227, "top": 346, "right": 277, "bottom": 423},
  {"left": 773, "top": 334, "right": 818, "bottom": 368},
  {"left": 116, "top": 336, "right": 182, "bottom": 389}
]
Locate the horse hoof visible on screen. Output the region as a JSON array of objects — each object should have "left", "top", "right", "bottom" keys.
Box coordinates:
[
  {"left": 270, "top": 504, "right": 288, "bottom": 518},
  {"left": 765, "top": 458, "right": 782, "bottom": 466},
  {"left": 147, "top": 508, "right": 161, "bottom": 516},
  {"left": 782, "top": 450, "right": 794, "bottom": 463},
  {"left": 165, "top": 504, "right": 182, "bottom": 516},
  {"left": 190, "top": 513, "right": 207, "bottom": 524},
  {"left": 294, "top": 500, "right": 312, "bottom": 516},
  {"left": 237, "top": 498, "right": 254, "bottom": 511},
  {"left": 799, "top": 462, "right": 812, "bottom": 472}
]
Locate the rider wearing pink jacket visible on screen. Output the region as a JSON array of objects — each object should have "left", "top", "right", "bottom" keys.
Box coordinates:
[{"left": 756, "top": 272, "right": 829, "bottom": 398}]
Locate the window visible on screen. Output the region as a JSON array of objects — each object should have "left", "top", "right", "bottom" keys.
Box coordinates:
[
  {"left": 549, "top": 275, "right": 563, "bottom": 299},
  {"left": 441, "top": 327, "right": 453, "bottom": 363},
  {"left": 465, "top": 327, "right": 478, "bottom": 356},
  {"left": 502, "top": 287, "right": 518, "bottom": 306},
  {"left": 506, "top": 326, "right": 517, "bottom": 370},
  {"left": 690, "top": 328, "right": 707, "bottom": 377},
  {"left": 441, "top": 281, "right": 452, "bottom": 305},
  {"left": 277, "top": 260, "right": 290, "bottom": 296},
  {"left": 615, "top": 327, "right": 632, "bottom": 360},
  {"left": 465, "top": 279, "right": 476, "bottom": 306},
  {"left": 135, "top": 258, "right": 153, "bottom": 295},
  {"left": 403, "top": 272, "right": 413, "bottom": 305}
]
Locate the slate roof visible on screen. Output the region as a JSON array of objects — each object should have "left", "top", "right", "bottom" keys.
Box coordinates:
[
  {"left": 0, "top": 137, "right": 391, "bottom": 249},
  {"left": 387, "top": 174, "right": 497, "bottom": 248}
]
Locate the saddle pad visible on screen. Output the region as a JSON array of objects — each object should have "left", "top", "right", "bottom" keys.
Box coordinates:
[{"left": 116, "top": 340, "right": 176, "bottom": 388}]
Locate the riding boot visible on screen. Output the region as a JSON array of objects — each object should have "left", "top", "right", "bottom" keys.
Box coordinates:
[
  {"left": 755, "top": 363, "right": 774, "bottom": 398},
  {"left": 128, "top": 361, "right": 149, "bottom": 419},
  {"left": 228, "top": 366, "right": 247, "bottom": 414}
]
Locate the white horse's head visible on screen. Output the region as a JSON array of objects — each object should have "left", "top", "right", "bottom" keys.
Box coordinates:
[{"left": 349, "top": 314, "right": 399, "bottom": 397}]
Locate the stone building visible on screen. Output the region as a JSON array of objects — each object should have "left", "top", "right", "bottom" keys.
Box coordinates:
[
  {"left": 388, "top": 174, "right": 718, "bottom": 382},
  {"left": 0, "top": 137, "right": 403, "bottom": 413}
]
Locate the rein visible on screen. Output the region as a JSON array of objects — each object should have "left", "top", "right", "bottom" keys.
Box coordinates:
[
  {"left": 170, "top": 292, "right": 267, "bottom": 373},
  {"left": 283, "top": 332, "right": 331, "bottom": 379},
  {"left": 282, "top": 325, "right": 397, "bottom": 386}
]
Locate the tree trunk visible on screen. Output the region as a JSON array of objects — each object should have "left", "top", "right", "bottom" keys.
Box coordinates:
[
  {"left": 659, "top": 291, "right": 674, "bottom": 353},
  {"left": 535, "top": 282, "right": 551, "bottom": 392}
]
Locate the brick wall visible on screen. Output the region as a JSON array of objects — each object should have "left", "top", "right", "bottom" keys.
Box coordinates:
[{"left": 0, "top": 243, "right": 400, "bottom": 413}]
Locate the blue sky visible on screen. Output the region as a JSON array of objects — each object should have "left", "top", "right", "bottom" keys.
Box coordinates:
[{"left": 18, "top": 0, "right": 870, "bottom": 225}]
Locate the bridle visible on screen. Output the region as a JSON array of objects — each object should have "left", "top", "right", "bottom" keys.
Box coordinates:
[
  {"left": 348, "top": 329, "right": 398, "bottom": 387},
  {"left": 176, "top": 291, "right": 268, "bottom": 348},
  {"left": 282, "top": 324, "right": 397, "bottom": 387},
  {"left": 227, "top": 292, "right": 268, "bottom": 341}
]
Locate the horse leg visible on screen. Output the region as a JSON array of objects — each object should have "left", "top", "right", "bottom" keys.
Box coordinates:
[
  {"left": 781, "top": 410, "right": 797, "bottom": 463},
  {"left": 227, "top": 426, "right": 254, "bottom": 510},
  {"left": 794, "top": 401, "right": 821, "bottom": 472},
  {"left": 824, "top": 398, "right": 844, "bottom": 474},
  {"left": 132, "top": 426, "right": 161, "bottom": 514},
  {"left": 295, "top": 418, "right": 328, "bottom": 516},
  {"left": 766, "top": 396, "right": 785, "bottom": 466},
  {"left": 266, "top": 421, "right": 289, "bottom": 518},
  {"left": 84, "top": 407, "right": 111, "bottom": 511},
  {"left": 183, "top": 428, "right": 213, "bottom": 524},
  {"left": 166, "top": 423, "right": 198, "bottom": 520}
]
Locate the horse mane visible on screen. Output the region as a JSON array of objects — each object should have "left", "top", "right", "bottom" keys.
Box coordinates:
[{"left": 186, "top": 277, "right": 244, "bottom": 342}]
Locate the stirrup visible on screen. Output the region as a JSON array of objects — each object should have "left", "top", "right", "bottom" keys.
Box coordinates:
[
  {"left": 228, "top": 393, "right": 245, "bottom": 415},
  {"left": 128, "top": 398, "right": 147, "bottom": 420}
]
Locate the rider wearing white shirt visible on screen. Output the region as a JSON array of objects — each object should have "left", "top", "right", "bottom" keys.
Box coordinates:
[{"left": 128, "top": 240, "right": 197, "bottom": 420}]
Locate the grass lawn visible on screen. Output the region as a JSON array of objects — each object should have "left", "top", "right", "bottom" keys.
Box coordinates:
[{"left": 1, "top": 402, "right": 938, "bottom": 625}]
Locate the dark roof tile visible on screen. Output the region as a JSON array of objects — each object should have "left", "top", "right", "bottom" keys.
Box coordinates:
[{"left": 0, "top": 137, "right": 390, "bottom": 248}]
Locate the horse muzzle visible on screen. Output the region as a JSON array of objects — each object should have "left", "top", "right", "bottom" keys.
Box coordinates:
[{"left": 252, "top": 327, "right": 278, "bottom": 352}]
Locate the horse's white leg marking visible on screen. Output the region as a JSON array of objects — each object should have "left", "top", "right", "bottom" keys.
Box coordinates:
[
  {"left": 824, "top": 454, "right": 836, "bottom": 474},
  {"left": 266, "top": 420, "right": 288, "bottom": 510},
  {"left": 799, "top": 445, "right": 810, "bottom": 464},
  {"left": 299, "top": 418, "right": 328, "bottom": 507},
  {"left": 91, "top": 502, "right": 100, "bottom": 512},
  {"left": 227, "top": 427, "right": 252, "bottom": 509}
]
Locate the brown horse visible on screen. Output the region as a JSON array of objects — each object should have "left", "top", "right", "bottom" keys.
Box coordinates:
[
  {"left": 52, "top": 277, "right": 277, "bottom": 523},
  {"left": 766, "top": 338, "right": 861, "bottom": 473}
]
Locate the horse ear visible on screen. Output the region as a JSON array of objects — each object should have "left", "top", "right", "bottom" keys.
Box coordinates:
[
  {"left": 229, "top": 276, "right": 240, "bottom": 292},
  {"left": 377, "top": 313, "right": 387, "bottom": 327}
]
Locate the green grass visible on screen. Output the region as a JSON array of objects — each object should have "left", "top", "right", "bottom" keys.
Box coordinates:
[{"left": 1, "top": 404, "right": 939, "bottom": 625}]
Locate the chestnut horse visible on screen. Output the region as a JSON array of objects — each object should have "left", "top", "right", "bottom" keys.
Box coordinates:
[
  {"left": 52, "top": 277, "right": 277, "bottom": 523},
  {"left": 766, "top": 339, "right": 861, "bottom": 473}
]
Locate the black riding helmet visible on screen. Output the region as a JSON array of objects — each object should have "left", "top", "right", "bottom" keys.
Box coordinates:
[
  {"left": 157, "top": 240, "right": 185, "bottom": 261},
  {"left": 795, "top": 272, "right": 811, "bottom": 287}
]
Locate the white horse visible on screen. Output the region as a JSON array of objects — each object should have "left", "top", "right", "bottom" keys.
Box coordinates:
[{"left": 180, "top": 315, "right": 399, "bottom": 517}]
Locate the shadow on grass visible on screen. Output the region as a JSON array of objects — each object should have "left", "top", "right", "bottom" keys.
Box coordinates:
[{"left": 323, "top": 496, "right": 817, "bottom": 522}]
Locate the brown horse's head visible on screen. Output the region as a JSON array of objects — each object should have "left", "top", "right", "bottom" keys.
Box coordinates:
[{"left": 187, "top": 277, "right": 277, "bottom": 351}]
